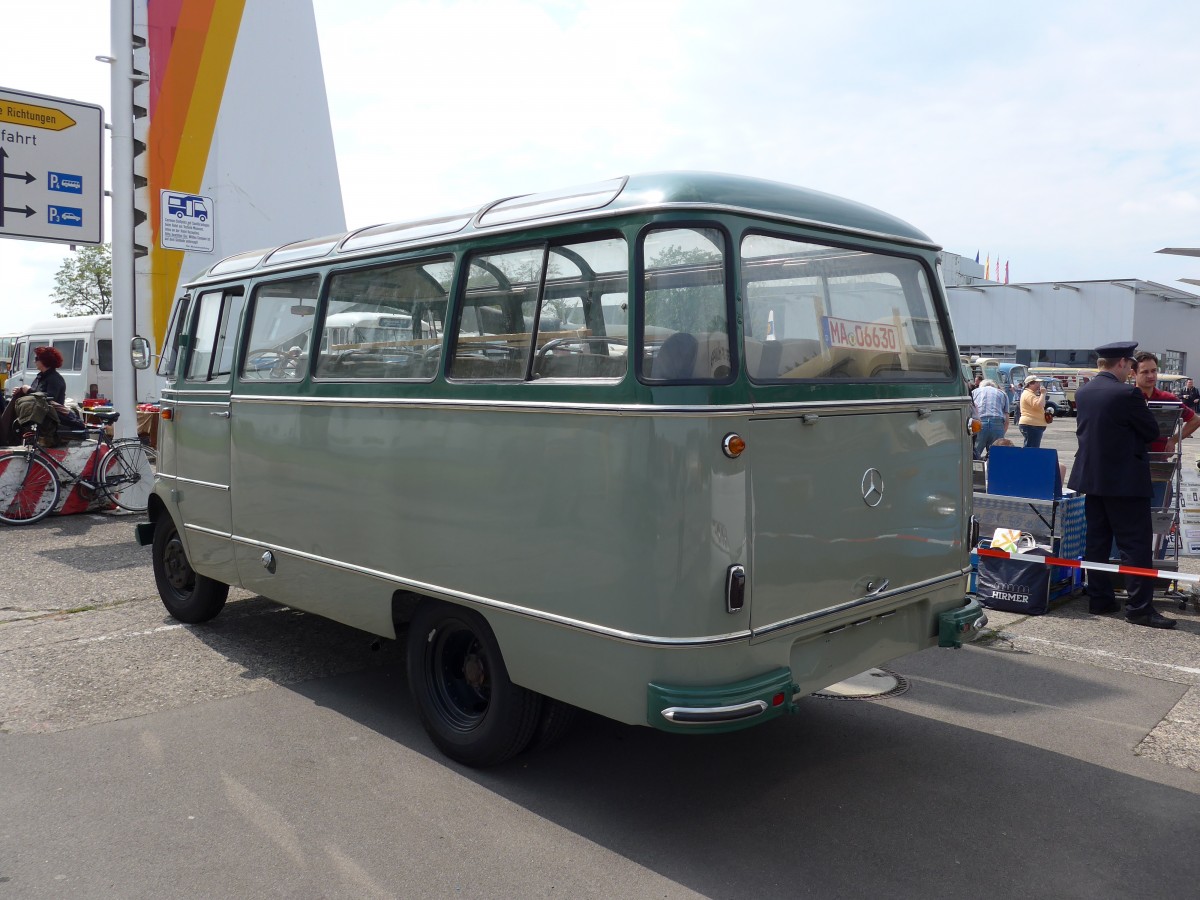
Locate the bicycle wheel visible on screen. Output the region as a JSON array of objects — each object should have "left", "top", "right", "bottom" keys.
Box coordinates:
[
  {"left": 111, "top": 436, "right": 156, "bottom": 466},
  {"left": 0, "top": 452, "right": 61, "bottom": 525},
  {"left": 97, "top": 442, "right": 155, "bottom": 512}
]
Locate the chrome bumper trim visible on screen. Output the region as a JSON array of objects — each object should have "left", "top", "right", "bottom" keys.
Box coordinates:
[{"left": 661, "top": 700, "right": 768, "bottom": 725}]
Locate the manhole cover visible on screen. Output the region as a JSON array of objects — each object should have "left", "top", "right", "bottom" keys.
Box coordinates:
[{"left": 812, "top": 667, "right": 909, "bottom": 701}]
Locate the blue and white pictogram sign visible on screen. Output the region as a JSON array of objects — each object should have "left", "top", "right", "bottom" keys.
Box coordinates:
[{"left": 160, "top": 190, "right": 215, "bottom": 252}]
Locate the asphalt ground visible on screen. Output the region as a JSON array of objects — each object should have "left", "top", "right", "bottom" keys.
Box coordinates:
[{"left": 0, "top": 421, "right": 1197, "bottom": 897}]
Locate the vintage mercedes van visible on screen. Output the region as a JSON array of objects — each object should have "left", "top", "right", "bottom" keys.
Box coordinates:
[{"left": 133, "top": 172, "right": 985, "bottom": 766}]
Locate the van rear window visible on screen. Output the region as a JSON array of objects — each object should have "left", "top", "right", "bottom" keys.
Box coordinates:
[{"left": 741, "top": 234, "right": 951, "bottom": 381}]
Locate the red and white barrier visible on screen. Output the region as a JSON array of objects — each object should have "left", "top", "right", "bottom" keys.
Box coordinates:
[
  {"left": 975, "top": 546, "right": 1199, "bottom": 585},
  {"left": 8, "top": 443, "right": 117, "bottom": 517}
]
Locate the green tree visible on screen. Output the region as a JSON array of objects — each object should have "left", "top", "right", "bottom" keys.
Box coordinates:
[{"left": 51, "top": 244, "right": 112, "bottom": 316}]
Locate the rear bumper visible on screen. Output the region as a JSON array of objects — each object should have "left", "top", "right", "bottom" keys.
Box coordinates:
[
  {"left": 938, "top": 597, "right": 988, "bottom": 647},
  {"left": 646, "top": 596, "right": 987, "bottom": 733},
  {"left": 648, "top": 668, "right": 794, "bottom": 734}
]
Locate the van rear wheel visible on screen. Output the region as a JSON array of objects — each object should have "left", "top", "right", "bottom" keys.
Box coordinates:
[
  {"left": 528, "top": 697, "right": 579, "bottom": 751},
  {"left": 152, "top": 515, "right": 228, "bottom": 623},
  {"left": 406, "top": 600, "right": 541, "bottom": 767}
]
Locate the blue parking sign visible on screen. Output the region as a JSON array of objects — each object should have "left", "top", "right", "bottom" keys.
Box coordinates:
[
  {"left": 48, "top": 206, "right": 84, "bottom": 227},
  {"left": 48, "top": 172, "right": 84, "bottom": 194}
]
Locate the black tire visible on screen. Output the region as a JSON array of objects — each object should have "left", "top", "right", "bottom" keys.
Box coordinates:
[
  {"left": 152, "top": 515, "right": 228, "bottom": 623},
  {"left": 406, "top": 600, "right": 541, "bottom": 767},
  {"left": 528, "top": 696, "right": 579, "bottom": 751}
]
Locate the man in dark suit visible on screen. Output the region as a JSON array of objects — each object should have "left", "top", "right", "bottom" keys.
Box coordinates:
[
  {"left": 1181, "top": 377, "right": 1200, "bottom": 415},
  {"left": 1068, "top": 341, "right": 1175, "bottom": 628}
]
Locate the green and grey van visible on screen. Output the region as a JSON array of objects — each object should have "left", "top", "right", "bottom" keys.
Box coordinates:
[{"left": 133, "top": 172, "right": 986, "bottom": 766}]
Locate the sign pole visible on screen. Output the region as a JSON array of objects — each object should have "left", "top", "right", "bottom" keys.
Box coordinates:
[{"left": 109, "top": 0, "right": 137, "bottom": 439}]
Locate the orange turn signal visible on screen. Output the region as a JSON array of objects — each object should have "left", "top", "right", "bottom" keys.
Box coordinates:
[
  {"left": 722, "top": 433, "right": 746, "bottom": 458},
  {"left": 160, "top": 409, "right": 173, "bottom": 420}
]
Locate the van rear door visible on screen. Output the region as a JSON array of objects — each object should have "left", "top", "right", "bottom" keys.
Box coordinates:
[{"left": 747, "top": 405, "right": 967, "bottom": 634}]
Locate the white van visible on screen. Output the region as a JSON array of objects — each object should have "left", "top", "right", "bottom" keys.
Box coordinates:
[{"left": 6, "top": 315, "right": 113, "bottom": 403}]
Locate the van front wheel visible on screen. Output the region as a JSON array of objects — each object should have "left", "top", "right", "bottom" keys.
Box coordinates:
[
  {"left": 152, "top": 516, "right": 228, "bottom": 623},
  {"left": 406, "top": 601, "right": 541, "bottom": 767}
]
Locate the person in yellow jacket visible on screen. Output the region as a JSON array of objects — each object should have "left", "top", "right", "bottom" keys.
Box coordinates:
[{"left": 1018, "top": 374, "right": 1049, "bottom": 448}]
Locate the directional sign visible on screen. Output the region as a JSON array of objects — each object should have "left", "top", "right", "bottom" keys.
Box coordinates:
[{"left": 0, "top": 87, "right": 103, "bottom": 246}]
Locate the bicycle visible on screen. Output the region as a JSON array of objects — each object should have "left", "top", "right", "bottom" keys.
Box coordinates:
[{"left": 0, "top": 411, "right": 156, "bottom": 525}]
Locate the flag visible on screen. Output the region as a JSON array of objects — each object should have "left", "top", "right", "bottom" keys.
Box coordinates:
[
  {"left": 975, "top": 251, "right": 980, "bottom": 264},
  {"left": 985, "top": 254, "right": 990, "bottom": 280},
  {"left": 766, "top": 309, "right": 777, "bottom": 341},
  {"left": 1005, "top": 261, "right": 1010, "bottom": 284}
]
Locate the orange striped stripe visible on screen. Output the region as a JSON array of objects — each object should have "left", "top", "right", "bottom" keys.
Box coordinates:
[
  {"left": 147, "top": 0, "right": 246, "bottom": 342},
  {"left": 147, "top": 1, "right": 215, "bottom": 215}
]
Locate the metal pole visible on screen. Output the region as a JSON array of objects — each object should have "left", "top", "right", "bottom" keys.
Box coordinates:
[{"left": 109, "top": 0, "right": 137, "bottom": 439}]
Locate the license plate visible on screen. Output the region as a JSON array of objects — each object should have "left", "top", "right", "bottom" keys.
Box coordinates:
[{"left": 822, "top": 316, "right": 900, "bottom": 352}]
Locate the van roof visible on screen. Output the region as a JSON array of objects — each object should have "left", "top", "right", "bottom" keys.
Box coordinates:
[
  {"left": 191, "top": 171, "right": 937, "bottom": 286},
  {"left": 15, "top": 314, "right": 111, "bottom": 333}
]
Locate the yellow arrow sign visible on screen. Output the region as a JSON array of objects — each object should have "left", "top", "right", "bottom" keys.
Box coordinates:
[{"left": 0, "top": 100, "right": 77, "bottom": 131}]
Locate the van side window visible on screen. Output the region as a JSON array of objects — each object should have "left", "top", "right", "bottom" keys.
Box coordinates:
[
  {"left": 315, "top": 257, "right": 452, "bottom": 381},
  {"left": 212, "top": 293, "right": 247, "bottom": 380},
  {"left": 241, "top": 276, "right": 320, "bottom": 381},
  {"left": 639, "top": 227, "right": 731, "bottom": 382},
  {"left": 183, "top": 292, "right": 244, "bottom": 384},
  {"left": 741, "top": 234, "right": 951, "bottom": 381},
  {"left": 97, "top": 340, "right": 112, "bottom": 372},
  {"left": 451, "top": 247, "right": 542, "bottom": 380},
  {"left": 53, "top": 339, "right": 85, "bottom": 372},
  {"left": 185, "top": 291, "right": 226, "bottom": 382},
  {"left": 533, "top": 236, "right": 628, "bottom": 380},
  {"left": 157, "top": 296, "right": 192, "bottom": 379}
]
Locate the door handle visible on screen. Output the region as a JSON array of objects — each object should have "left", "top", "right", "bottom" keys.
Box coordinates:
[{"left": 209, "top": 411, "right": 230, "bottom": 418}]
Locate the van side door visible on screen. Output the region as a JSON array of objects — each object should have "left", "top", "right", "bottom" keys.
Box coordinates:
[{"left": 172, "top": 287, "right": 245, "bottom": 581}]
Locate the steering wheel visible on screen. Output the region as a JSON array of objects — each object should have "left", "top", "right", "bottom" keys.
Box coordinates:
[
  {"left": 535, "top": 336, "right": 627, "bottom": 365},
  {"left": 245, "top": 348, "right": 299, "bottom": 379}
]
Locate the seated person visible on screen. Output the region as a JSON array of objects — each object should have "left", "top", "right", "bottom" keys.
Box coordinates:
[{"left": 0, "top": 346, "right": 67, "bottom": 445}]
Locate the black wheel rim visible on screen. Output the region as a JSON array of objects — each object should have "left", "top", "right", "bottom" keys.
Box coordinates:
[
  {"left": 427, "top": 621, "right": 491, "bottom": 732},
  {"left": 162, "top": 532, "right": 196, "bottom": 598}
]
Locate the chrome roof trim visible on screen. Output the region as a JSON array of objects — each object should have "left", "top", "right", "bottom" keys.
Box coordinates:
[{"left": 184, "top": 200, "right": 940, "bottom": 289}]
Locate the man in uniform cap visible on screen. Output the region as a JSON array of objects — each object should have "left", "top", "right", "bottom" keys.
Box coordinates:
[{"left": 1068, "top": 341, "right": 1176, "bottom": 627}]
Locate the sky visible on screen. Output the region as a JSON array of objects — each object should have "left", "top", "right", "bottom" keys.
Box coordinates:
[{"left": 1, "top": 0, "right": 1198, "bottom": 324}]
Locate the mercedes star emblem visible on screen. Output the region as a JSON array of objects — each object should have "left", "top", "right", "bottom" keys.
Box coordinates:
[{"left": 861, "top": 468, "right": 885, "bottom": 507}]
